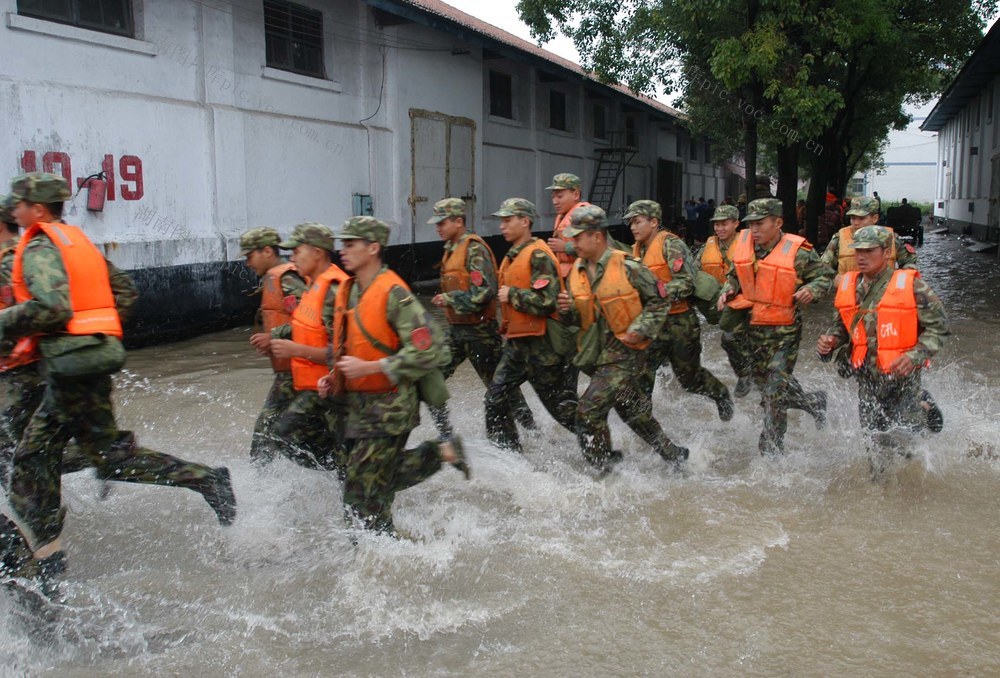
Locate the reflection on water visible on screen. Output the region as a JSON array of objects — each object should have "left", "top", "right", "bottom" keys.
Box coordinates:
[{"left": 1, "top": 233, "right": 997, "bottom": 676}]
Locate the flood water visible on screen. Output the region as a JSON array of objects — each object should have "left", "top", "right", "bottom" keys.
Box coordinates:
[{"left": 1, "top": 232, "right": 998, "bottom": 676}]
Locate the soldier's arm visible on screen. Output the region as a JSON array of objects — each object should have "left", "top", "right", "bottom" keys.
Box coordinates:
[
  {"left": 819, "top": 233, "right": 839, "bottom": 271},
  {"left": 280, "top": 269, "right": 309, "bottom": 300},
  {"left": 822, "top": 304, "right": 850, "bottom": 347},
  {"left": 445, "top": 240, "right": 497, "bottom": 314},
  {"left": 894, "top": 234, "right": 919, "bottom": 270},
  {"left": 509, "top": 251, "right": 559, "bottom": 316},
  {"left": 0, "top": 239, "right": 72, "bottom": 340},
  {"left": 626, "top": 259, "right": 669, "bottom": 338},
  {"left": 381, "top": 285, "right": 450, "bottom": 383},
  {"left": 909, "top": 277, "right": 949, "bottom": 364},
  {"left": 270, "top": 323, "right": 291, "bottom": 340},
  {"left": 796, "top": 247, "right": 835, "bottom": 300},
  {"left": 661, "top": 236, "right": 696, "bottom": 301},
  {"left": 107, "top": 259, "right": 139, "bottom": 322}
]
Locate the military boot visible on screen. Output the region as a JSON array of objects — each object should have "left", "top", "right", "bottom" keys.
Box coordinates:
[
  {"left": 197, "top": 468, "right": 237, "bottom": 526},
  {"left": 0, "top": 513, "right": 33, "bottom": 579},
  {"left": 734, "top": 375, "right": 753, "bottom": 398},
  {"left": 595, "top": 450, "right": 624, "bottom": 479},
  {"left": 920, "top": 391, "right": 944, "bottom": 433},
  {"left": 810, "top": 391, "right": 828, "bottom": 430},
  {"left": 658, "top": 442, "right": 689, "bottom": 469},
  {"left": 716, "top": 393, "right": 735, "bottom": 422}
]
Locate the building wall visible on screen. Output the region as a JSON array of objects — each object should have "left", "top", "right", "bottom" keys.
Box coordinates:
[{"left": 854, "top": 102, "right": 938, "bottom": 204}]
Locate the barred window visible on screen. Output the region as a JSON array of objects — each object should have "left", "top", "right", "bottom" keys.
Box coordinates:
[
  {"left": 264, "top": 0, "right": 325, "bottom": 79},
  {"left": 18, "top": 0, "right": 133, "bottom": 37},
  {"left": 550, "top": 90, "right": 567, "bottom": 131},
  {"left": 489, "top": 70, "right": 513, "bottom": 119}
]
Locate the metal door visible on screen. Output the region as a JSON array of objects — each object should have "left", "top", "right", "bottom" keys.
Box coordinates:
[{"left": 409, "top": 109, "right": 477, "bottom": 244}]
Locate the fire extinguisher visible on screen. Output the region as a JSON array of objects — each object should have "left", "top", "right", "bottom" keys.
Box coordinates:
[{"left": 79, "top": 171, "right": 107, "bottom": 212}]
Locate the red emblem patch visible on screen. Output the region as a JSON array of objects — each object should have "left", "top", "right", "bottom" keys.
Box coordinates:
[
  {"left": 411, "top": 326, "right": 432, "bottom": 350},
  {"left": 532, "top": 278, "right": 550, "bottom": 290},
  {"left": 0, "top": 285, "right": 13, "bottom": 307},
  {"left": 672, "top": 258, "right": 684, "bottom": 273},
  {"left": 656, "top": 280, "right": 669, "bottom": 298},
  {"left": 905, "top": 244, "right": 916, "bottom": 254},
  {"left": 283, "top": 295, "right": 298, "bottom": 313},
  {"left": 470, "top": 270, "right": 484, "bottom": 286}
]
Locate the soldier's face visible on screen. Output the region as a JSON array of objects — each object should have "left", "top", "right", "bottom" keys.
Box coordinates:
[
  {"left": 338, "top": 238, "right": 376, "bottom": 272},
  {"left": 850, "top": 213, "right": 878, "bottom": 229},
  {"left": 855, "top": 246, "right": 888, "bottom": 276},
  {"left": 436, "top": 216, "right": 464, "bottom": 242},
  {"left": 714, "top": 218, "right": 739, "bottom": 242},
  {"left": 629, "top": 215, "right": 658, "bottom": 244},
  {"left": 551, "top": 189, "right": 580, "bottom": 214},
  {"left": 572, "top": 230, "right": 603, "bottom": 260},
  {"left": 748, "top": 216, "right": 782, "bottom": 247},
  {"left": 290, "top": 244, "right": 325, "bottom": 278},
  {"left": 499, "top": 215, "right": 531, "bottom": 243},
  {"left": 244, "top": 249, "right": 269, "bottom": 276},
  {"left": 13, "top": 200, "right": 42, "bottom": 229}
]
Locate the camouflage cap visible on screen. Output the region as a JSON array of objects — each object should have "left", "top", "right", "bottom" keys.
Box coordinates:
[
  {"left": 710, "top": 204, "right": 740, "bottom": 222},
  {"left": 9, "top": 172, "right": 71, "bottom": 205},
  {"left": 742, "top": 198, "right": 782, "bottom": 222},
  {"left": 622, "top": 200, "right": 662, "bottom": 222},
  {"left": 845, "top": 196, "right": 879, "bottom": 217},
  {"left": 562, "top": 205, "right": 608, "bottom": 237},
  {"left": 0, "top": 194, "right": 15, "bottom": 225},
  {"left": 333, "top": 216, "right": 390, "bottom": 247},
  {"left": 491, "top": 198, "right": 537, "bottom": 221},
  {"left": 849, "top": 225, "right": 892, "bottom": 249},
  {"left": 545, "top": 173, "right": 582, "bottom": 191},
  {"left": 239, "top": 227, "right": 282, "bottom": 256},
  {"left": 427, "top": 197, "right": 466, "bottom": 224},
  {"left": 279, "top": 222, "right": 336, "bottom": 252}
]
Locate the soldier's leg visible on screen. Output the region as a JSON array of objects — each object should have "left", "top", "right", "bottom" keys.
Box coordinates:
[
  {"left": 609, "top": 360, "right": 689, "bottom": 464},
  {"left": 342, "top": 434, "right": 409, "bottom": 534},
  {"left": 0, "top": 365, "right": 46, "bottom": 487},
  {"left": 638, "top": 335, "right": 671, "bottom": 400},
  {"left": 485, "top": 342, "right": 531, "bottom": 452},
  {"left": 467, "top": 327, "right": 535, "bottom": 430},
  {"left": 664, "top": 312, "right": 733, "bottom": 420},
  {"left": 575, "top": 364, "right": 620, "bottom": 470},
  {"left": 272, "top": 391, "right": 344, "bottom": 470},
  {"left": 749, "top": 333, "right": 789, "bottom": 454},
  {"left": 721, "top": 328, "right": 753, "bottom": 396},
  {"left": 770, "top": 333, "right": 827, "bottom": 428},
  {"left": 528, "top": 358, "right": 579, "bottom": 436},
  {"left": 250, "top": 372, "right": 297, "bottom": 465}
]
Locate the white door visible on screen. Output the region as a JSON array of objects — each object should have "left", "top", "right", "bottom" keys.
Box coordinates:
[{"left": 409, "top": 109, "right": 476, "bottom": 244}]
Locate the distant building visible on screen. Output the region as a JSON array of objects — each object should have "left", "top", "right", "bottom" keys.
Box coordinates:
[
  {"left": 850, "top": 102, "right": 937, "bottom": 204},
  {"left": 0, "top": 0, "right": 737, "bottom": 341},
  {"left": 921, "top": 20, "right": 1000, "bottom": 247}
]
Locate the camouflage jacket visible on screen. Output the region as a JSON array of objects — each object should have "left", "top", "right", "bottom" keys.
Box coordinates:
[
  {"left": 269, "top": 265, "right": 323, "bottom": 341},
  {"left": 820, "top": 229, "right": 918, "bottom": 272},
  {"left": 635, "top": 230, "right": 696, "bottom": 304},
  {"left": 442, "top": 232, "right": 497, "bottom": 316},
  {"left": 0, "top": 229, "right": 138, "bottom": 350},
  {"left": 824, "top": 267, "right": 948, "bottom": 371},
  {"left": 504, "top": 238, "right": 561, "bottom": 318},
  {"left": 343, "top": 266, "right": 450, "bottom": 438}
]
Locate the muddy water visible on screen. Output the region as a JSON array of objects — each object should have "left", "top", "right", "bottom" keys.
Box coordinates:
[{"left": 1, "top": 233, "right": 997, "bottom": 676}]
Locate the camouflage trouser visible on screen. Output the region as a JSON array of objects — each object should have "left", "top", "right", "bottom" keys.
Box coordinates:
[
  {"left": 857, "top": 370, "right": 926, "bottom": 433},
  {"left": 642, "top": 310, "right": 730, "bottom": 404},
  {"left": 249, "top": 371, "right": 297, "bottom": 464},
  {"left": 342, "top": 434, "right": 442, "bottom": 534},
  {"left": 269, "top": 390, "right": 347, "bottom": 473},
  {"left": 9, "top": 374, "right": 218, "bottom": 548},
  {"left": 577, "top": 354, "right": 677, "bottom": 469},
  {"left": 485, "top": 339, "right": 578, "bottom": 452},
  {"left": 721, "top": 327, "right": 752, "bottom": 380},
  {"left": 747, "top": 326, "right": 825, "bottom": 453},
  {"left": 428, "top": 323, "right": 535, "bottom": 439}
]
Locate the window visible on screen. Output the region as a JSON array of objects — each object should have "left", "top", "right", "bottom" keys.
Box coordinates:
[
  {"left": 549, "top": 90, "right": 567, "bottom": 131},
  {"left": 18, "top": 0, "right": 133, "bottom": 37},
  {"left": 704, "top": 142, "right": 712, "bottom": 162},
  {"left": 489, "top": 70, "right": 513, "bottom": 119},
  {"left": 689, "top": 136, "right": 698, "bottom": 161},
  {"left": 625, "top": 116, "right": 637, "bottom": 147},
  {"left": 676, "top": 134, "right": 683, "bottom": 158},
  {"left": 848, "top": 177, "right": 865, "bottom": 195},
  {"left": 264, "top": 0, "right": 325, "bottom": 79},
  {"left": 592, "top": 104, "right": 607, "bottom": 139}
]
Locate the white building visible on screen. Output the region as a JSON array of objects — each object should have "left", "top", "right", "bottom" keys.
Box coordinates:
[
  {"left": 921, "top": 20, "right": 1000, "bottom": 247},
  {"left": 1, "top": 0, "right": 735, "bottom": 340},
  {"left": 851, "top": 102, "right": 938, "bottom": 205}
]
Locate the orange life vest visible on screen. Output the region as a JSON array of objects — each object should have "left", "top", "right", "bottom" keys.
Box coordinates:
[
  {"left": 700, "top": 236, "right": 735, "bottom": 284},
  {"left": 497, "top": 239, "right": 561, "bottom": 339},
  {"left": 836, "top": 226, "right": 897, "bottom": 274},
  {"left": 261, "top": 262, "right": 297, "bottom": 373},
  {"left": 633, "top": 230, "right": 690, "bottom": 314},
  {"left": 12, "top": 222, "right": 123, "bottom": 338},
  {"left": 553, "top": 201, "right": 591, "bottom": 277},
  {"left": 290, "top": 263, "right": 348, "bottom": 391},
  {"left": 731, "top": 230, "right": 805, "bottom": 326},
  {"left": 332, "top": 269, "right": 409, "bottom": 393},
  {"left": 440, "top": 233, "right": 497, "bottom": 324},
  {"left": 834, "top": 269, "right": 920, "bottom": 374},
  {"left": 567, "top": 250, "right": 650, "bottom": 350},
  {"left": 0, "top": 245, "right": 38, "bottom": 372}
]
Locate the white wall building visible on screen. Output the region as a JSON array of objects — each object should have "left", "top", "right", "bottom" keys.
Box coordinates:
[{"left": 1, "top": 0, "right": 734, "bottom": 339}]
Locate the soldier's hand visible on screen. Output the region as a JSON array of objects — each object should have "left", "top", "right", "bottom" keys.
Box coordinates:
[
  {"left": 888, "top": 354, "right": 916, "bottom": 377},
  {"left": 269, "top": 339, "right": 298, "bottom": 359},
  {"left": 249, "top": 332, "right": 272, "bottom": 354},
  {"left": 498, "top": 285, "right": 511, "bottom": 304},
  {"left": 620, "top": 331, "right": 645, "bottom": 348},
  {"left": 833, "top": 273, "right": 844, "bottom": 288},
  {"left": 557, "top": 291, "right": 572, "bottom": 312},
  {"left": 431, "top": 293, "right": 447, "bottom": 307},
  {"left": 793, "top": 288, "right": 815, "bottom": 305},
  {"left": 317, "top": 373, "right": 333, "bottom": 398},
  {"left": 716, "top": 291, "right": 730, "bottom": 311},
  {"left": 816, "top": 334, "right": 838, "bottom": 356},
  {"left": 547, "top": 237, "right": 567, "bottom": 253},
  {"left": 336, "top": 355, "right": 382, "bottom": 379}
]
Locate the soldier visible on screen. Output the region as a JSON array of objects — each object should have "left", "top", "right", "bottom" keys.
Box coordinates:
[
  {"left": 816, "top": 226, "right": 948, "bottom": 472},
  {"left": 484, "top": 198, "right": 579, "bottom": 453},
  {"left": 262, "top": 223, "right": 348, "bottom": 472},
  {"left": 717, "top": 198, "right": 833, "bottom": 455},
  {"left": 427, "top": 198, "right": 535, "bottom": 435},
  {"left": 237, "top": 227, "right": 309, "bottom": 465},
  {"left": 821, "top": 196, "right": 917, "bottom": 286},
  {"left": 319, "top": 217, "right": 467, "bottom": 536},
  {"left": 626, "top": 200, "right": 733, "bottom": 421},
  {"left": 557, "top": 206, "right": 689, "bottom": 474},
  {"left": 699, "top": 203, "right": 753, "bottom": 397},
  {"left": 545, "top": 173, "right": 592, "bottom": 278},
  {"left": 0, "top": 173, "right": 234, "bottom": 589}
]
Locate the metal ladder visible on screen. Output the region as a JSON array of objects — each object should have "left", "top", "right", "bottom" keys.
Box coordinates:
[{"left": 589, "top": 131, "right": 636, "bottom": 217}]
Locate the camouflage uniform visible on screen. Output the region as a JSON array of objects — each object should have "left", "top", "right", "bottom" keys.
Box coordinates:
[
  {"left": 426, "top": 198, "right": 535, "bottom": 437},
  {"left": 484, "top": 199, "right": 579, "bottom": 453},
  {"left": 721, "top": 198, "right": 834, "bottom": 454},
  {"left": 626, "top": 200, "right": 732, "bottom": 418},
  {"left": 266, "top": 224, "right": 347, "bottom": 472},
  {"left": 820, "top": 197, "right": 918, "bottom": 273},
  {"left": 560, "top": 206, "right": 687, "bottom": 472},
  {"left": 237, "top": 227, "right": 310, "bottom": 465},
  {"left": 547, "top": 174, "right": 630, "bottom": 264},
  {"left": 0, "top": 174, "right": 233, "bottom": 556},
  {"left": 333, "top": 217, "right": 460, "bottom": 534},
  {"left": 822, "top": 227, "right": 948, "bottom": 453}
]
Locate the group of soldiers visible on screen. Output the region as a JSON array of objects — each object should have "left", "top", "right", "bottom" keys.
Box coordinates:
[{"left": 0, "top": 170, "right": 948, "bottom": 597}]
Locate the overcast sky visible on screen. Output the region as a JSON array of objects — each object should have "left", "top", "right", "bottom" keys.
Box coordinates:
[{"left": 441, "top": 0, "right": 581, "bottom": 62}]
